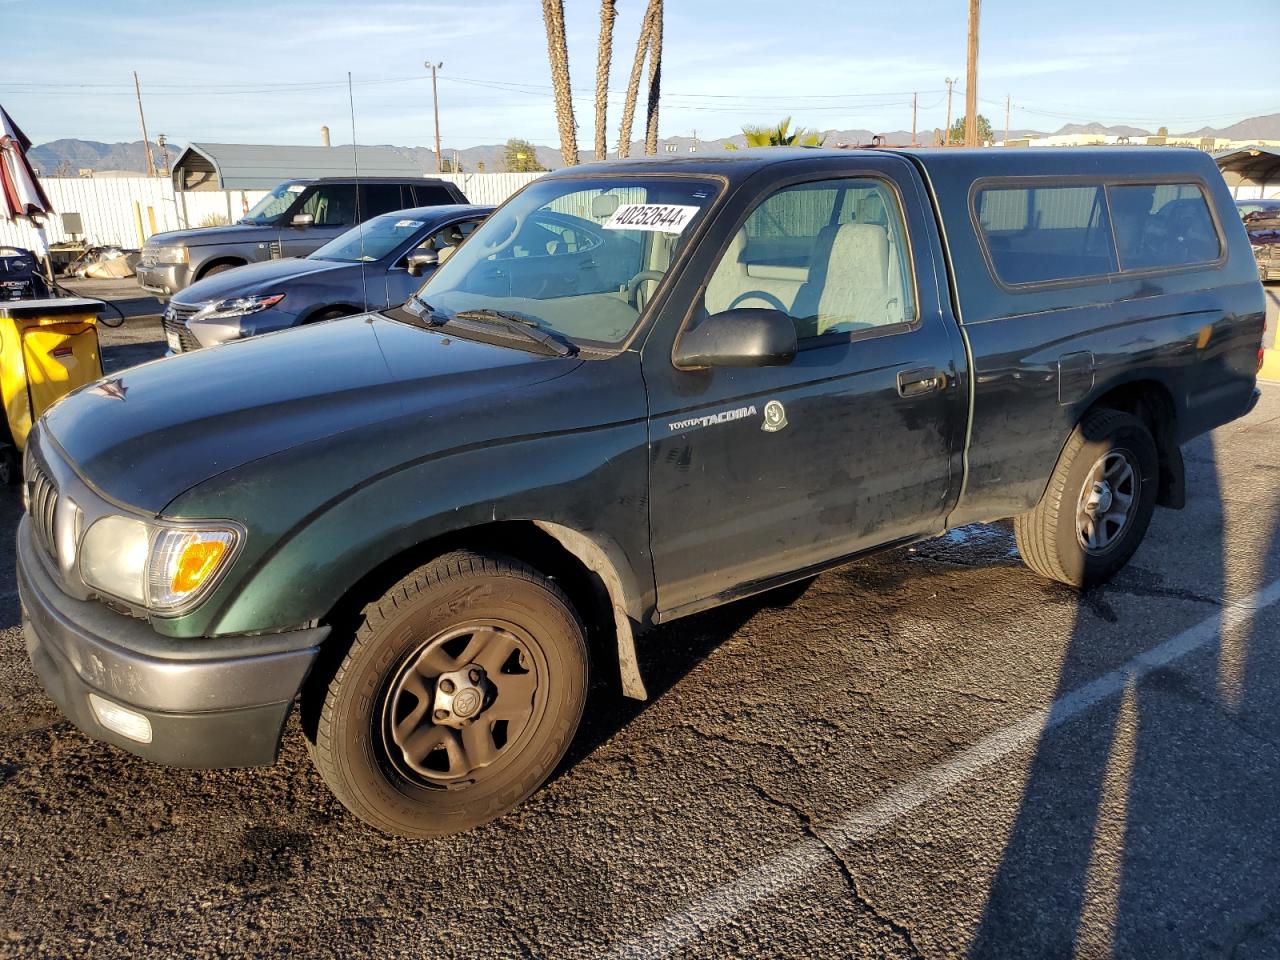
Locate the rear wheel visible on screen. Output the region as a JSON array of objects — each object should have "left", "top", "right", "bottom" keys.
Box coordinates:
[
  {"left": 1014, "top": 408, "right": 1159, "bottom": 588},
  {"left": 310, "top": 551, "right": 588, "bottom": 838}
]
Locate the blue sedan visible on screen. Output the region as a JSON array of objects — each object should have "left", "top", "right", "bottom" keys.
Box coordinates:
[{"left": 161, "top": 204, "right": 492, "bottom": 352}]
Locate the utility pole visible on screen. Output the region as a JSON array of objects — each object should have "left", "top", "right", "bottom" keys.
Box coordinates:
[
  {"left": 1004, "top": 94, "right": 1011, "bottom": 144},
  {"left": 133, "top": 71, "right": 157, "bottom": 176},
  {"left": 944, "top": 77, "right": 955, "bottom": 146},
  {"left": 965, "top": 0, "right": 981, "bottom": 146},
  {"left": 156, "top": 133, "right": 169, "bottom": 176},
  {"left": 425, "top": 61, "right": 443, "bottom": 173},
  {"left": 911, "top": 92, "right": 918, "bottom": 146}
]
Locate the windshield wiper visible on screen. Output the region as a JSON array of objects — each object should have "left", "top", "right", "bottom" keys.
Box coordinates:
[
  {"left": 452, "top": 309, "right": 578, "bottom": 357},
  {"left": 406, "top": 293, "right": 450, "bottom": 325}
]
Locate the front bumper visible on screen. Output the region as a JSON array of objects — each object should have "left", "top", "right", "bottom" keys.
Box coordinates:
[
  {"left": 136, "top": 262, "right": 194, "bottom": 299},
  {"left": 17, "top": 517, "right": 327, "bottom": 768}
]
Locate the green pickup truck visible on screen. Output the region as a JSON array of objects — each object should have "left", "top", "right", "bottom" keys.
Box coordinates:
[{"left": 18, "top": 147, "right": 1265, "bottom": 837}]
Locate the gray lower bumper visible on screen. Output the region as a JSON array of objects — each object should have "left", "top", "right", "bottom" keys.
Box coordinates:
[
  {"left": 135, "top": 263, "right": 191, "bottom": 299},
  {"left": 17, "top": 519, "right": 326, "bottom": 768}
]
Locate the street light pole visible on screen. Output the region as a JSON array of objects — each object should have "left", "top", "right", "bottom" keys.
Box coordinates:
[{"left": 425, "top": 61, "right": 443, "bottom": 173}]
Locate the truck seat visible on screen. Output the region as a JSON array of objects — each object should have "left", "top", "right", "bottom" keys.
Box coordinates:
[{"left": 813, "top": 222, "right": 902, "bottom": 334}]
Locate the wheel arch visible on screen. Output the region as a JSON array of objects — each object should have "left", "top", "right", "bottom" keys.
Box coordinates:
[
  {"left": 316, "top": 519, "right": 650, "bottom": 703},
  {"left": 1084, "top": 377, "right": 1184, "bottom": 508},
  {"left": 194, "top": 256, "right": 248, "bottom": 280},
  {"left": 300, "top": 303, "right": 362, "bottom": 324}
]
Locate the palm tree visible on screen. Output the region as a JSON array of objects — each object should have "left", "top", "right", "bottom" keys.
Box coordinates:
[
  {"left": 728, "top": 118, "right": 827, "bottom": 149},
  {"left": 643, "top": 0, "right": 663, "bottom": 156},
  {"left": 541, "top": 0, "right": 579, "bottom": 165},
  {"left": 594, "top": 0, "right": 617, "bottom": 162},
  {"left": 616, "top": 0, "right": 661, "bottom": 159}
]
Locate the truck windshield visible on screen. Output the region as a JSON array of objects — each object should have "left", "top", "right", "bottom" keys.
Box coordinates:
[
  {"left": 411, "top": 175, "right": 721, "bottom": 348},
  {"left": 239, "top": 183, "right": 307, "bottom": 225},
  {"left": 311, "top": 214, "right": 427, "bottom": 262}
]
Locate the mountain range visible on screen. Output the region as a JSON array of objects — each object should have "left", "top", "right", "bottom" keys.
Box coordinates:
[{"left": 28, "top": 113, "right": 1280, "bottom": 176}]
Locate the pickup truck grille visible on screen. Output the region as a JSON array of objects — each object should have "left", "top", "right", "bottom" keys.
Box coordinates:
[
  {"left": 26, "top": 460, "right": 59, "bottom": 561},
  {"left": 162, "top": 303, "right": 202, "bottom": 352}
]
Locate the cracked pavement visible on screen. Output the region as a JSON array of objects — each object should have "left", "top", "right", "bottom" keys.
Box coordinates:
[{"left": 0, "top": 305, "right": 1279, "bottom": 958}]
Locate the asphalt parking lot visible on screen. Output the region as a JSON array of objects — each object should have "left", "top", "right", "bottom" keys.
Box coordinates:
[{"left": 0, "top": 289, "right": 1278, "bottom": 958}]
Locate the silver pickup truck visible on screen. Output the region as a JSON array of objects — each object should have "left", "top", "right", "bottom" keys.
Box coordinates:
[{"left": 136, "top": 176, "right": 467, "bottom": 300}]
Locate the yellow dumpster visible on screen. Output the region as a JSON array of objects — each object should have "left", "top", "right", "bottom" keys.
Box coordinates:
[{"left": 0, "top": 297, "right": 104, "bottom": 483}]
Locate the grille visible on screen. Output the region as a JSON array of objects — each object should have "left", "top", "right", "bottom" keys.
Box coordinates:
[
  {"left": 162, "top": 302, "right": 203, "bottom": 352},
  {"left": 26, "top": 460, "right": 59, "bottom": 560},
  {"left": 268, "top": 240, "right": 282, "bottom": 260}
]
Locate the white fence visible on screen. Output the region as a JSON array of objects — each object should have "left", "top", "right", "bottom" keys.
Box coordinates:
[{"left": 0, "top": 172, "right": 544, "bottom": 251}]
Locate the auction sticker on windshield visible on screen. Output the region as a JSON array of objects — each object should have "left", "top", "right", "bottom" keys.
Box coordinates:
[{"left": 602, "top": 203, "right": 700, "bottom": 234}]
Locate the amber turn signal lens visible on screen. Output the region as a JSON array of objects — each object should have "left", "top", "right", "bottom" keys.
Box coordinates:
[{"left": 171, "top": 539, "right": 229, "bottom": 594}]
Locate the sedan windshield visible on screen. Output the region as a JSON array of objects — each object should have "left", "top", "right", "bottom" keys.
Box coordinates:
[
  {"left": 411, "top": 175, "right": 721, "bottom": 348},
  {"left": 240, "top": 182, "right": 307, "bottom": 225},
  {"left": 311, "top": 214, "right": 429, "bottom": 262}
]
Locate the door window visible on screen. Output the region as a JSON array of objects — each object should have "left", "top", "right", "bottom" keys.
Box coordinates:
[
  {"left": 415, "top": 219, "right": 483, "bottom": 259},
  {"left": 296, "top": 184, "right": 358, "bottom": 226},
  {"left": 703, "top": 178, "right": 916, "bottom": 340},
  {"left": 412, "top": 185, "right": 457, "bottom": 206},
  {"left": 361, "top": 184, "right": 411, "bottom": 218}
]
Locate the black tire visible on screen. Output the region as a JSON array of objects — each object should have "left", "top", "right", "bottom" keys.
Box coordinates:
[
  {"left": 310, "top": 550, "right": 588, "bottom": 838},
  {"left": 306, "top": 307, "right": 351, "bottom": 324},
  {"left": 198, "top": 262, "right": 239, "bottom": 279},
  {"left": 1014, "top": 408, "right": 1159, "bottom": 588},
  {"left": 0, "top": 445, "right": 19, "bottom": 487}
]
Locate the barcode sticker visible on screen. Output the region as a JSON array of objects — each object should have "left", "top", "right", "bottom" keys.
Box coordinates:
[{"left": 602, "top": 203, "right": 700, "bottom": 234}]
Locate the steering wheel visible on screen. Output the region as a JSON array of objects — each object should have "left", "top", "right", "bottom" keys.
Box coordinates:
[
  {"left": 480, "top": 210, "right": 527, "bottom": 254},
  {"left": 625, "top": 270, "right": 666, "bottom": 308}
]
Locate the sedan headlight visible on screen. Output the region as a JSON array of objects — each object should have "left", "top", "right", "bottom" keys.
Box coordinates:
[
  {"left": 198, "top": 294, "right": 285, "bottom": 320},
  {"left": 79, "top": 516, "right": 242, "bottom": 614},
  {"left": 154, "top": 245, "right": 189, "bottom": 265}
]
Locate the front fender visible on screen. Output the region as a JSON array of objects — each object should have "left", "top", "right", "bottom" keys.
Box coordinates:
[{"left": 164, "top": 419, "right": 654, "bottom": 640}]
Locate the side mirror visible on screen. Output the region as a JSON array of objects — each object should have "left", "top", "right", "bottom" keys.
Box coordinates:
[
  {"left": 405, "top": 248, "right": 440, "bottom": 276},
  {"left": 291, "top": 213, "right": 315, "bottom": 227},
  {"left": 674, "top": 308, "right": 798, "bottom": 368}
]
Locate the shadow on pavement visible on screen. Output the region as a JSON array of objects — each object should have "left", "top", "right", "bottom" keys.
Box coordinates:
[{"left": 969, "top": 430, "right": 1280, "bottom": 958}]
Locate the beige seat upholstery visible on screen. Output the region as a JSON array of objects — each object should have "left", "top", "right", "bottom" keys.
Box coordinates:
[
  {"left": 704, "top": 229, "right": 803, "bottom": 315},
  {"left": 814, "top": 222, "right": 904, "bottom": 334}
]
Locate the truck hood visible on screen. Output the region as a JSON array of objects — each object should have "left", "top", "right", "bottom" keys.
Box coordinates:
[
  {"left": 41, "top": 314, "right": 582, "bottom": 513},
  {"left": 176, "top": 256, "right": 352, "bottom": 304},
  {"left": 148, "top": 223, "right": 277, "bottom": 247}
]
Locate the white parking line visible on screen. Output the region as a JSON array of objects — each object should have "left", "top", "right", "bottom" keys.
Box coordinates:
[{"left": 609, "top": 578, "right": 1280, "bottom": 959}]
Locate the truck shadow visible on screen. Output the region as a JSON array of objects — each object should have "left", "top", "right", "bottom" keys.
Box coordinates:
[{"left": 969, "top": 430, "right": 1280, "bottom": 958}]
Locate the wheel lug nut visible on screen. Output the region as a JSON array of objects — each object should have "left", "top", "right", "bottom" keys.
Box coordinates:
[
  {"left": 468, "top": 669, "right": 481, "bottom": 683},
  {"left": 434, "top": 708, "right": 449, "bottom": 721},
  {"left": 439, "top": 679, "right": 455, "bottom": 694}
]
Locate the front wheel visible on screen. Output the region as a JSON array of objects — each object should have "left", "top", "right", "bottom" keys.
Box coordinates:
[
  {"left": 1014, "top": 408, "right": 1159, "bottom": 588},
  {"left": 310, "top": 551, "right": 588, "bottom": 838}
]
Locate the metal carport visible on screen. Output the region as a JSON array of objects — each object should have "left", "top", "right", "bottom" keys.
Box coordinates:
[
  {"left": 1214, "top": 145, "right": 1280, "bottom": 199},
  {"left": 169, "top": 143, "right": 425, "bottom": 192}
]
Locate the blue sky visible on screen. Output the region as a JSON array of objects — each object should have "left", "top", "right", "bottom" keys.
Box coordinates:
[{"left": 3, "top": 0, "right": 1274, "bottom": 149}]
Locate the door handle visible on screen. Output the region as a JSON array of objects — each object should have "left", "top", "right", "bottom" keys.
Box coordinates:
[{"left": 897, "top": 366, "right": 943, "bottom": 398}]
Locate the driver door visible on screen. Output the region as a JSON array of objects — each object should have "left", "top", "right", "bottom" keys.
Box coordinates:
[
  {"left": 642, "top": 162, "right": 966, "bottom": 616},
  {"left": 278, "top": 184, "right": 358, "bottom": 258}
]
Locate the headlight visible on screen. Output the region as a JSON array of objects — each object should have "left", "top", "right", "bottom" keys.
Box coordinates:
[
  {"left": 79, "top": 516, "right": 242, "bottom": 614},
  {"left": 154, "top": 245, "right": 189, "bottom": 265},
  {"left": 198, "top": 294, "right": 285, "bottom": 320}
]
